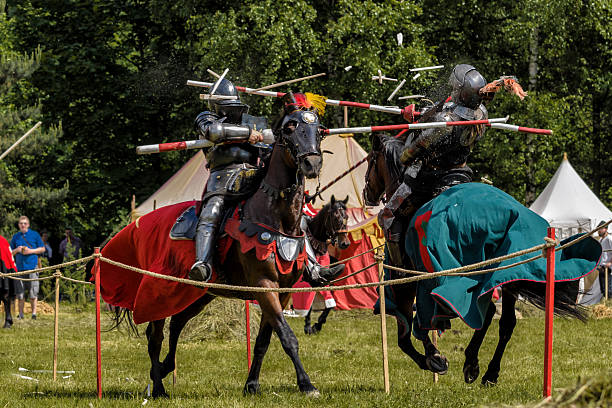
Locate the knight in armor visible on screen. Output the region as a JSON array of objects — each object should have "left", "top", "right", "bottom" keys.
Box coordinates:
[
  {"left": 190, "top": 81, "right": 345, "bottom": 285},
  {"left": 381, "top": 64, "right": 526, "bottom": 265},
  {"left": 190, "top": 77, "right": 266, "bottom": 282}
]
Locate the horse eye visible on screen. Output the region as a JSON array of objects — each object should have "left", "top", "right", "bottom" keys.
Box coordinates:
[{"left": 284, "top": 121, "right": 297, "bottom": 133}]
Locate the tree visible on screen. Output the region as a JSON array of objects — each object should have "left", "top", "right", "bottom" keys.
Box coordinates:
[{"left": 0, "top": 1, "right": 65, "bottom": 237}]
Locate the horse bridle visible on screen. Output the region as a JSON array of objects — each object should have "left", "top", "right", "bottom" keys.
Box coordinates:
[{"left": 324, "top": 204, "right": 348, "bottom": 246}]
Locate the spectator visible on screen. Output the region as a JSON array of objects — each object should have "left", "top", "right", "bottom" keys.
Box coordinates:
[
  {"left": 40, "top": 230, "right": 53, "bottom": 264},
  {"left": 10, "top": 216, "right": 45, "bottom": 320},
  {"left": 597, "top": 221, "right": 612, "bottom": 297},
  {"left": 59, "top": 227, "right": 82, "bottom": 262}
]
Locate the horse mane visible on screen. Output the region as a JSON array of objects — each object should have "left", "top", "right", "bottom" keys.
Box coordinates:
[{"left": 377, "top": 133, "right": 406, "bottom": 184}]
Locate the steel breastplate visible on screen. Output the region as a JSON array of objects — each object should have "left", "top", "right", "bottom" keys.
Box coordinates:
[{"left": 207, "top": 144, "right": 259, "bottom": 171}]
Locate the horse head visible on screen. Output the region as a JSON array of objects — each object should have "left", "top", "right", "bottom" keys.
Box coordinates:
[
  {"left": 328, "top": 195, "right": 350, "bottom": 250},
  {"left": 274, "top": 92, "right": 324, "bottom": 179},
  {"left": 363, "top": 133, "right": 405, "bottom": 206}
]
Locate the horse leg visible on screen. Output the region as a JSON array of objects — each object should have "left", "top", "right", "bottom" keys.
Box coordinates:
[
  {"left": 243, "top": 317, "right": 273, "bottom": 395},
  {"left": 2, "top": 294, "right": 13, "bottom": 328},
  {"left": 304, "top": 308, "right": 313, "bottom": 335},
  {"left": 245, "top": 291, "right": 317, "bottom": 395},
  {"left": 481, "top": 288, "right": 517, "bottom": 386},
  {"left": 146, "top": 319, "right": 168, "bottom": 398},
  {"left": 420, "top": 331, "right": 449, "bottom": 375},
  {"left": 312, "top": 306, "right": 332, "bottom": 333},
  {"left": 161, "top": 294, "right": 215, "bottom": 379},
  {"left": 392, "top": 283, "right": 431, "bottom": 371},
  {"left": 463, "top": 300, "right": 496, "bottom": 383}
]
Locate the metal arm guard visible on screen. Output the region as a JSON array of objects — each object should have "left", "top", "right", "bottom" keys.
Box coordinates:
[
  {"left": 207, "top": 122, "right": 252, "bottom": 143},
  {"left": 195, "top": 111, "right": 252, "bottom": 143}
]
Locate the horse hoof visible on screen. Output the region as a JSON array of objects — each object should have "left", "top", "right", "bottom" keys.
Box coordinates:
[
  {"left": 426, "top": 353, "right": 449, "bottom": 375},
  {"left": 481, "top": 376, "right": 498, "bottom": 387},
  {"left": 151, "top": 390, "right": 169, "bottom": 399},
  {"left": 463, "top": 362, "right": 479, "bottom": 384},
  {"left": 305, "top": 389, "right": 320, "bottom": 398},
  {"left": 3, "top": 321, "right": 12, "bottom": 329},
  {"left": 243, "top": 382, "right": 260, "bottom": 395},
  {"left": 304, "top": 326, "right": 313, "bottom": 335},
  {"left": 312, "top": 323, "right": 322, "bottom": 333}
]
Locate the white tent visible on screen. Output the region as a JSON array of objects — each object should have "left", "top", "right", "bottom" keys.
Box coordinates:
[
  {"left": 529, "top": 154, "right": 612, "bottom": 239},
  {"left": 135, "top": 151, "right": 209, "bottom": 215}
]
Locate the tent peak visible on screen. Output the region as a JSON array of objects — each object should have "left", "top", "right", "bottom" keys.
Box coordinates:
[{"left": 563, "top": 152, "right": 568, "bottom": 161}]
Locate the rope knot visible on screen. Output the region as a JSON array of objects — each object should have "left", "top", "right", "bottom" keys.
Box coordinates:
[
  {"left": 543, "top": 237, "right": 559, "bottom": 247},
  {"left": 374, "top": 254, "right": 385, "bottom": 262},
  {"left": 542, "top": 236, "right": 560, "bottom": 258},
  {"left": 53, "top": 271, "right": 62, "bottom": 278}
]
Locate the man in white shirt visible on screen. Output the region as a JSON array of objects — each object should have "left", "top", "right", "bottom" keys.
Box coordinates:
[{"left": 597, "top": 221, "right": 612, "bottom": 297}]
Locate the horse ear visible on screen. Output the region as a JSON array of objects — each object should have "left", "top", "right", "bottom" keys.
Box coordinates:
[
  {"left": 330, "top": 195, "right": 336, "bottom": 204},
  {"left": 371, "top": 133, "right": 383, "bottom": 152},
  {"left": 342, "top": 195, "right": 349, "bottom": 205}
]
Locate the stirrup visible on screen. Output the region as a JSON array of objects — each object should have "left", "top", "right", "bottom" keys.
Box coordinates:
[{"left": 189, "top": 261, "right": 213, "bottom": 283}]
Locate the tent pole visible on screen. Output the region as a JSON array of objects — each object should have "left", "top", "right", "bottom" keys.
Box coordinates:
[
  {"left": 432, "top": 330, "right": 439, "bottom": 384},
  {"left": 606, "top": 267, "right": 609, "bottom": 301},
  {"left": 377, "top": 253, "right": 390, "bottom": 393}
]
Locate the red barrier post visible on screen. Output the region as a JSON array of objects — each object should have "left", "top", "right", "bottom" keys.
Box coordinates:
[
  {"left": 543, "top": 228, "right": 555, "bottom": 398},
  {"left": 94, "top": 248, "right": 102, "bottom": 399},
  {"left": 245, "top": 301, "right": 252, "bottom": 370}
]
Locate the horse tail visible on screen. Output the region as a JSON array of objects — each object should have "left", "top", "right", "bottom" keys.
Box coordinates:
[
  {"left": 505, "top": 280, "right": 588, "bottom": 322},
  {"left": 106, "top": 306, "right": 139, "bottom": 336}
]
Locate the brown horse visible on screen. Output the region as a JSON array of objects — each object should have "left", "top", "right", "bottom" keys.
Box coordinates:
[
  {"left": 101, "top": 100, "right": 327, "bottom": 397},
  {"left": 363, "top": 133, "right": 596, "bottom": 386},
  {"left": 363, "top": 133, "right": 449, "bottom": 374}
]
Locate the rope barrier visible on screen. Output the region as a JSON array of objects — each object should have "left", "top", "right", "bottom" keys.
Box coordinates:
[
  {"left": 7, "top": 274, "right": 57, "bottom": 282},
  {"left": 327, "top": 244, "right": 384, "bottom": 267},
  {"left": 0, "top": 255, "right": 97, "bottom": 278},
  {"left": 94, "top": 235, "right": 553, "bottom": 293},
  {"left": 0, "top": 219, "right": 606, "bottom": 295},
  {"left": 329, "top": 261, "right": 379, "bottom": 284}
]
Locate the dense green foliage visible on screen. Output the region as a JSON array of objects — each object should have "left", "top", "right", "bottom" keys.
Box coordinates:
[
  {"left": 0, "top": 0, "right": 610, "bottom": 251},
  {"left": 0, "top": 306, "right": 611, "bottom": 406},
  {"left": 0, "top": 2, "right": 65, "bottom": 237}
]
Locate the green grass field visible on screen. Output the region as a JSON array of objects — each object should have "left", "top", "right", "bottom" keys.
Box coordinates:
[{"left": 0, "top": 300, "right": 610, "bottom": 407}]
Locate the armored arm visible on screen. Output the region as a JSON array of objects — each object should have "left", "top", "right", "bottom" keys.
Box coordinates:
[
  {"left": 195, "top": 111, "right": 252, "bottom": 143},
  {"left": 400, "top": 112, "right": 452, "bottom": 165}
]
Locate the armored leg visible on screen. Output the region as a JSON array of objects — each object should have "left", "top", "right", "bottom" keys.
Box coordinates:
[
  {"left": 301, "top": 231, "right": 345, "bottom": 287},
  {"left": 190, "top": 196, "right": 224, "bottom": 282}
]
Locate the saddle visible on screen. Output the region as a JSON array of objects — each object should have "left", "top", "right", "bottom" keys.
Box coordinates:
[
  {"left": 169, "top": 205, "right": 198, "bottom": 240},
  {"left": 168, "top": 204, "right": 234, "bottom": 241}
]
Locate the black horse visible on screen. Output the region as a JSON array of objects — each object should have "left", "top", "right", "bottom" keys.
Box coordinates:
[
  {"left": 363, "top": 132, "right": 596, "bottom": 385},
  {"left": 301, "top": 195, "right": 350, "bottom": 335}
]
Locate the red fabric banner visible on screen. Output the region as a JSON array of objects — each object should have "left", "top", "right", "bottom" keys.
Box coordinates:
[{"left": 329, "top": 231, "right": 380, "bottom": 310}]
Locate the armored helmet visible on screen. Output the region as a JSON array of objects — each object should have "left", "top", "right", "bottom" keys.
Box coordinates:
[
  {"left": 449, "top": 64, "right": 487, "bottom": 109},
  {"left": 209, "top": 78, "right": 249, "bottom": 122}
]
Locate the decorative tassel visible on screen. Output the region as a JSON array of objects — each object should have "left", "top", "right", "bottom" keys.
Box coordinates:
[{"left": 305, "top": 92, "right": 327, "bottom": 116}]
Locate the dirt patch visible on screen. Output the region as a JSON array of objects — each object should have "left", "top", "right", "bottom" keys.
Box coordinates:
[
  {"left": 590, "top": 303, "right": 612, "bottom": 319},
  {"left": 0, "top": 301, "right": 55, "bottom": 315}
]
